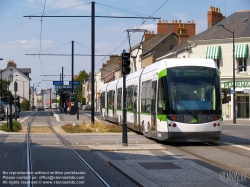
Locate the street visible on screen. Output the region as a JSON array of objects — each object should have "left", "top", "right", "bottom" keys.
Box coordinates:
[{"left": 0, "top": 110, "right": 249, "bottom": 187}]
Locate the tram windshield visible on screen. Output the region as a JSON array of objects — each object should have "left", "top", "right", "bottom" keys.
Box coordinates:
[{"left": 158, "top": 66, "right": 221, "bottom": 115}]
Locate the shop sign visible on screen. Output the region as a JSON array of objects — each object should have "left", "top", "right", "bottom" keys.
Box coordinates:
[
  {"left": 243, "top": 89, "right": 250, "bottom": 93},
  {"left": 223, "top": 81, "right": 250, "bottom": 88}
]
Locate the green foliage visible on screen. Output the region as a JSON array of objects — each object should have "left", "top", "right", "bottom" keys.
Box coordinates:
[
  {"left": 52, "top": 99, "right": 59, "bottom": 103},
  {"left": 0, "top": 121, "right": 22, "bottom": 132},
  {"left": 22, "top": 99, "right": 30, "bottom": 111},
  {"left": 81, "top": 98, "right": 86, "bottom": 105},
  {"left": 76, "top": 70, "right": 89, "bottom": 101},
  {"left": 0, "top": 79, "right": 11, "bottom": 97}
]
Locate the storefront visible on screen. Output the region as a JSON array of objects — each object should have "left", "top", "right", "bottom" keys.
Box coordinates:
[{"left": 221, "top": 81, "right": 250, "bottom": 119}]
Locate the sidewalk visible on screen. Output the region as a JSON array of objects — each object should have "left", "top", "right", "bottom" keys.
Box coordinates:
[
  {"left": 87, "top": 144, "right": 246, "bottom": 187},
  {"left": 52, "top": 110, "right": 101, "bottom": 122}
]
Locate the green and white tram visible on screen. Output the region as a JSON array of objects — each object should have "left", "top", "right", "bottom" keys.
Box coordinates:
[{"left": 101, "top": 58, "right": 222, "bottom": 141}]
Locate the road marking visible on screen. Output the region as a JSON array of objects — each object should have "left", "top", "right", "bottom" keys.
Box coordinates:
[
  {"left": 19, "top": 113, "right": 35, "bottom": 123},
  {"left": 84, "top": 114, "right": 100, "bottom": 121},
  {"left": 221, "top": 142, "right": 250, "bottom": 151}
]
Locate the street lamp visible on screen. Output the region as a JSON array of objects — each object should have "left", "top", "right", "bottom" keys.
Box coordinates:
[
  {"left": 217, "top": 24, "right": 236, "bottom": 124},
  {"left": 32, "top": 82, "right": 41, "bottom": 110}
]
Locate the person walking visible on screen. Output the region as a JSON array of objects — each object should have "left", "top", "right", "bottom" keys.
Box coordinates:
[{"left": 64, "top": 102, "right": 68, "bottom": 115}]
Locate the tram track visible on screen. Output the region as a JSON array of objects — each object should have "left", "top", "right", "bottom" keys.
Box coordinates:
[{"left": 25, "top": 111, "right": 111, "bottom": 187}]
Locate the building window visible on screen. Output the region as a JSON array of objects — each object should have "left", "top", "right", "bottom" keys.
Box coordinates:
[
  {"left": 214, "top": 59, "right": 220, "bottom": 69},
  {"left": 170, "top": 45, "right": 175, "bottom": 50},
  {"left": 238, "top": 58, "right": 247, "bottom": 72}
]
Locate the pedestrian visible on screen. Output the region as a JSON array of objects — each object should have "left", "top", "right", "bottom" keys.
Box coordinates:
[{"left": 64, "top": 102, "right": 68, "bottom": 115}]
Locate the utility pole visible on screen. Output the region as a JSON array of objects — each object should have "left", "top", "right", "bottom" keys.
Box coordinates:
[
  {"left": 91, "top": 1, "right": 95, "bottom": 124},
  {"left": 121, "top": 50, "right": 131, "bottom": 146},
  {"left": 71, "top": 41, "right": 74, "bottom": 94},
  {"left": 14, "top": 81, "right": 18, "bottom": 121}
]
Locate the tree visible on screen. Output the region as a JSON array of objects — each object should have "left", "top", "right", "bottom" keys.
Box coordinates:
[
  {"left": 0, "top": 79, "right": 11, "bottom": 98},
  {"left": 76, "top": 70, "right": 89, "bottom": 102}
]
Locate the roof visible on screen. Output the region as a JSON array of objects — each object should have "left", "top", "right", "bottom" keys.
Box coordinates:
[
  {"left": 142, "top": 32, "right": 178, "bottom": 56},
  {"left": 18, "top": 68, "right": 31, "bottom": 74},
  {"left": 167, "top": 40, "right": 190, "bottom": 54},
  {"left": 189, "top": 10, "right": 250, "bottom": 41}
]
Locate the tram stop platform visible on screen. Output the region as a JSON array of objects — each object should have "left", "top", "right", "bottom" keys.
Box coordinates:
[{"left": 87, "top": 144, "right": 246, "bottom": 187}]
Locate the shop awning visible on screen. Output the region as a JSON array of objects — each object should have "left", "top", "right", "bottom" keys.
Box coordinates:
[
  {"left": 235, "top": 44, "right": 248, "bottom": 58},
  {"left": 206, "top": 46, "right": 221, "bottom": 59}
]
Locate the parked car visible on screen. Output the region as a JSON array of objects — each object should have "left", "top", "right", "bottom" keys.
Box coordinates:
[
  {"left": 38, "top": 106, "right": 45, "bottom": 111},
  {"left": 1, "top": 101, "right": 19, "bottom": 118},
  {"left": 82, "top": 105, "right": 91, "bottom": 111}
]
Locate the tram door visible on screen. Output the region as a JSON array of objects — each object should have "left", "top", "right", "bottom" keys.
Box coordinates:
[
  {"left": 133, "top": 85, "right": 138, "bottom": 129},
  {"left": 237, "top": 92, "right": 250, "bottom": 118}
]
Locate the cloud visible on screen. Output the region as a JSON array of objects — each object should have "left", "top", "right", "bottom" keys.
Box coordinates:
[
  {"left": 24, "top": 0, "right": 91, "bottom": 13},
  {"left": 45, "top": 0, "right": 91, "bottom": 12},
  {"left": 195, "top": 19, "right": 207, "bottom": 34},
  {"left": 172, "top": 12, "right": 189, "bottom": 21},
  {"left": 0, "top": 39, "right": 54, "bottom": 51},
  {"left": 137, "top": 2, "right": 150, "bottom": 8},
  {"left": 138, "top": 24, "right": 157, "bottom": 33}
]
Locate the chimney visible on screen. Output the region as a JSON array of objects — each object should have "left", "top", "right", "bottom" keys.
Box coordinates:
[
  {"left": 144, "top": 31, "right": 155, "bottom": 40},
  {"left": 207, "top": 6, "right": 224, "bottom": 29}
]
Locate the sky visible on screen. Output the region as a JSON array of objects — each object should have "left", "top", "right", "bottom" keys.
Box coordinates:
[{"left": 0, "top": 0, "right": 249, "bottom": 91}]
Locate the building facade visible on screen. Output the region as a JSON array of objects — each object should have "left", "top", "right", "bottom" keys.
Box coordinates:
[{"left": 159, "top": 8, "right": 250, "bottom": 119}]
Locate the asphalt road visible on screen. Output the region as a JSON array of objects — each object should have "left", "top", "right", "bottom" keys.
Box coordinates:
[{"left": 0, "top": 111, "right": 249, "bottom": 187}]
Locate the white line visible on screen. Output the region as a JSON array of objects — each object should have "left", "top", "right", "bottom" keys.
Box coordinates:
[
  {"left": 221, "top": 142, "right": 250, "bottom": 151},
  {"left": 19, "top": 113, "right": 35, "bottom": 123},
  {"left": 84, "top": 114, "right": 100, "bottom": 121}
]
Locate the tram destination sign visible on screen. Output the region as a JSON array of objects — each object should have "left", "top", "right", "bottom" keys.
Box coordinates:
[
  {"left": 243, "top": 89, "right": 250, "bottom": 93},
  {"left": 174, "top": 70, "right": 208, "bottom": 77}
]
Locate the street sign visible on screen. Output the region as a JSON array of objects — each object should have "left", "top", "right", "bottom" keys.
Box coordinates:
[
  {"left": 230, "top": 90, "right": 235, "bottom": 94},
  {"left": 53, "top": 81, "right": 64, "bottom": 85},
  {"left": 69, "top": 81, "right": 80, "bottom": 85},
  {"left": 243, "top": 89, "right": 250, "bottom": 94}
]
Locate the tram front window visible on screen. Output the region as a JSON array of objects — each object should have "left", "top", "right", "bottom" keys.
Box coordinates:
[{"left": 166, "top": 66, "right": 221, "bottom": 115}]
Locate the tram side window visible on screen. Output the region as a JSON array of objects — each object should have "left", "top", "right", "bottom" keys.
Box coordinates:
[
  {"left": 158, "top": 77, "right": 168, "bottom": 114},
  {"left": 151, "top": 81, "right": 157, "bottom": 114},
  {"left": 141, "top": 82, "right": 147, "bottom": 113},
  {"left": 133, "top": 85, "right": 138, "bottom": 112},
  {"left": 101, "top": 92, "right": 105, "bottom": 109},
  {"left": 112, "top": 90, "right": 115, "bottom": 109},
  {"left": 141, "top": 80, "right": 151, "bottom": 113},
  {"left": 117, "top": 88, "right": 122, "bottom": 110},
  {"left": 108, "top": 90, "right": 114, "bottom": 109},
  {"left": 126, "top": 85, "right": 134, "bottom": 112},
  {"left": 146, "top": 81, "right": 152, "bottom": 113}
]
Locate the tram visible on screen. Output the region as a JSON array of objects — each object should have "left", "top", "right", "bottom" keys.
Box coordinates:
[{"left": 101, "top": 58, "right": 222, "bottom": 141}]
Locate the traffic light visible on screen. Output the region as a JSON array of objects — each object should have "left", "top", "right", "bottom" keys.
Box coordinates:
[{"left": 122, "top": 52, "right": 131, "bottom": 75}]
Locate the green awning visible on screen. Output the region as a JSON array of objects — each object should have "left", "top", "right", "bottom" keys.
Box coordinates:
[
  {"left": 206, "top": 46, "right": 221, "bottom": 59},
  {"left": 235, "top": 44, "right": 248, "bottom": 58}
]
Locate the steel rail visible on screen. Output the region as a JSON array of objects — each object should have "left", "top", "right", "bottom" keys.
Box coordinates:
[
  {"left": 47, "top": 112, "right": 111, "bottom": 187},
  {"left": 26, "top": 112, "right": 40, "bottom": 187}
]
